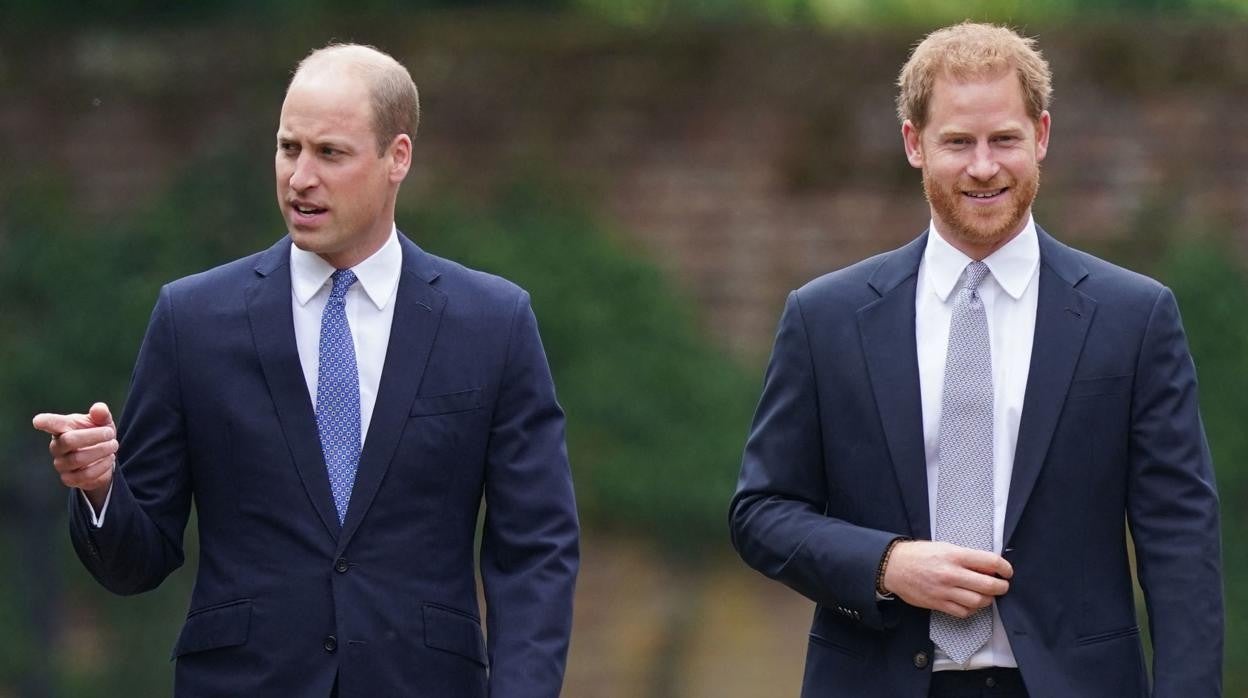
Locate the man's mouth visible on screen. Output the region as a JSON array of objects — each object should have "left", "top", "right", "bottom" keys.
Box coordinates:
[
  {"left": 963, "top": 188, "right": 1007, "bottom": 200},
  {"left": 290, "top": 201, "right": 328, "bottom": 217}
]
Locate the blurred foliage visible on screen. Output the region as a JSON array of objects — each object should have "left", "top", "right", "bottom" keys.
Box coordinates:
[
  {"left": 1156, "top": 236, "right": 1248, "bottom": 696},
  {"left": 573, "top": 0, "right": 1248, "bottom": 25},
  {"left": 0, "top": 149, "right": 755, "bottom": 691},
  {"left": 4, "top": 0, "right": 1248, "bottom": 29},
  {"left": 0, "top": 158, "right": 271, "bottom": 695},
  {"left": 0, "top": 0, "right": 568, "bottom": 29},
  {"left": 402, "top": 182, "right": 755, "bottom": 554}
]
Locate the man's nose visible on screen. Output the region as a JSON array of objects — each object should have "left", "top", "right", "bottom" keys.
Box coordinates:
[
  {"left": 288, "top": 152, "right": 319, "bottom": 191},
  {"left": 966, "top": 142, "right": 1000, "bottom": 181}
]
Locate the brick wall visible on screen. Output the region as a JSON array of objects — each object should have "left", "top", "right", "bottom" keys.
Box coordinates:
[{"left": 5, "top": 18, "right": 1248, "bottom": 358}]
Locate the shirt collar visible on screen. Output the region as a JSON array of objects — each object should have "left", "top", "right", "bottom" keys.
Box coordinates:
[
  {"left": 290, "top": 226, "right": 402, "bottom": 310},
  {"left": 924, "top": 214, "right": 1039, "bottom": 302}
]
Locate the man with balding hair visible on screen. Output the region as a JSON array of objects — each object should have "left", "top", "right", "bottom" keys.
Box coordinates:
[
  {"left": 34, "top": 44, "right": 578, "bottom": 697},
  {"left": 730, "top": 22, "right": 1222, "bottom": 697}
]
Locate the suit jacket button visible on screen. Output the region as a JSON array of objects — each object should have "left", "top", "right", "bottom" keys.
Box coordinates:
[
  {"left": 913, "top": 651, "right": 929, "bottom": 669},
  {"left": 324, "top": 635, "right": 338, "bottom": 653},
  {"left": 335, "top": 558, "right": 349, "bottom": 573}
]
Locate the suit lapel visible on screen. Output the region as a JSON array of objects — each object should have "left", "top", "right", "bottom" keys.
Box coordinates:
[
  {"left": 858, "top": 234, "right": 931, "bottom": 539},
  {"left": 245, "top": 238, "right": 341, "bottom": 540},
  {"left": 337, "top": 235, "right": 446, "bottom": 553},
  {"left": 1003, "top": 228, "right": 1094, "bottom": 546}
]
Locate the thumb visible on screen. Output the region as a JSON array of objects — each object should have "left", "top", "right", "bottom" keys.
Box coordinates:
[{"left": 89, "top": 402, "right": 114, "bottom": 428}]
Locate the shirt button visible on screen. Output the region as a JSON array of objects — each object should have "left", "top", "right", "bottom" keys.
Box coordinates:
[
  {"left": 324, "top": 635, "right": 338, "bottom": 653},
  {"left": 986, "top": 676, "right": 997, "bottom": 688},
  {"left": 913, "top": 651, "right": 929, "bottom": 669},
  {"left": 335, "top": 558, "right": 349, "bottom": 573}
]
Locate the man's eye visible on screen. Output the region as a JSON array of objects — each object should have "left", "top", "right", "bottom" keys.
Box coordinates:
[
  {"left": 320, "top": 147, "right": 339, "bottom": 156},
  {"left": 279, "top": 142, "right": 298, "bottom": 154}
]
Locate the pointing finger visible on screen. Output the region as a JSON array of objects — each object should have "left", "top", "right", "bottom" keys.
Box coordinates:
[
  {"left": 33, "top": 410, "right": 102, "bottom": 437},
  {"left": 33, "top": 412, "right": 81, "bottom": 437}
]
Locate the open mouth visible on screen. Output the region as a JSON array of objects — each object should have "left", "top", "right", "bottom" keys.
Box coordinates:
[
  {"left": 963, "top": 188, "right": 1008, "bottom": 201},
  {"left": 290, "top": 201, "right": 328, "bottom": 219}
]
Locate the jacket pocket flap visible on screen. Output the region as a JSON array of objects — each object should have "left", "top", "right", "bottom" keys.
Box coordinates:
[
  {"left": 1067, "top": 374, "right": 1133, "bottom": 399},
  {"left": 1075, "top": 625, "right": 1139, "bottom": 645},
  {"left": 410, "top": 389, "right": 483, "bottom": 417},
  {"left": 173, "top": 599, "right": 251, "bottom": 658},
  {"left": 423, "top": 604, "right": 487, "bottom": 666}
]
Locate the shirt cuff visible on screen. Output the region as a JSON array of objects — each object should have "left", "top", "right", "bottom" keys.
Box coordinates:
[{"left": 79, "top": 484, "right": 114, "bottom": 528}]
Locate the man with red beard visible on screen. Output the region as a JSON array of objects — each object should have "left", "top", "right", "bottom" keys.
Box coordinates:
[{"left": 730, "top": 22, "right": 1222, "bottom": 697}]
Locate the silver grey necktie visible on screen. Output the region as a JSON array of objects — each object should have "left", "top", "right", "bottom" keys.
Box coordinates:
[{"left": 930, "top": 260, "right": 994, "bottom": 665}]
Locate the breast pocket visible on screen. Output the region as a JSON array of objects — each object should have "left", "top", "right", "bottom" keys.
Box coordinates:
[
  {"left": 394, "top": 389, "right": 489, "bottom": 493},
  {"left": 1066, "top": 374, "right": 1133, "bottom": 401},
  {"left": 410, "top": 389, "right": 483, "bottom": 417}
]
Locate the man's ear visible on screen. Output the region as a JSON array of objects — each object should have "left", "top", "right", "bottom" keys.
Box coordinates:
[
  {"left": 1034, "top": 110, "right": 1051, "bottom": 163},
  {"left": 902, "top": 120, "right": 924, "bottom": 169},
  {"left": 387, "top": 134, "right": 413, "bottom": 183}
]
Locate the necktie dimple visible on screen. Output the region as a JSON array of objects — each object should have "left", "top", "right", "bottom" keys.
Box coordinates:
[
  {"left": 930, "top": 260, "right": 995, "bottom": 664},
  {"left": 316, "top": 268, "right": 360, "bottom": 525}
]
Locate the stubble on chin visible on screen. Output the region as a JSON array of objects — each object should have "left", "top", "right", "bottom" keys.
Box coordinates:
[{"left": 923, "top": 168, "right": 1039, "bottom": 251}]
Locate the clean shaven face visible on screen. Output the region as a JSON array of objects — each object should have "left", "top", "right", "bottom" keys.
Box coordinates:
[{"left": 275, "top": 65, "right": 406, "bottom": 269}]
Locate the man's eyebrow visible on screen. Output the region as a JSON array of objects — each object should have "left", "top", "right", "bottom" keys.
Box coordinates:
[
  {"left": 933, "top": 124, "right": 1027, "bottom": 139},
  {"left": 274, "top": 134, "right": 353, "bottom": 150},
  {"left": 313, "top": 138, "right": 353, "bottom": 151}
]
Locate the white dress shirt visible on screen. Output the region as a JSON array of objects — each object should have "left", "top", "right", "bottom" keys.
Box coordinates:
[
  {"left": 915, "top": 216, "right": 1040, "bottom": 671},
  {"left": 84, "top": 227, "right": 402, "bottom": 526},
  {"left": 290, "top": 227, "right": 401, "bottom": 443}
]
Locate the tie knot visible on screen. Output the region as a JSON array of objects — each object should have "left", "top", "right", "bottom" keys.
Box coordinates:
[
  {"left": 329, "top": 269, "right": 357, "bottom": 301},
  {"left": 959, "top": 261, "right": 991, "bottom": 293}
]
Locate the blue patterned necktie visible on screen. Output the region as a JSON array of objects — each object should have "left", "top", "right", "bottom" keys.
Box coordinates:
[
  {"left": 930, "top": 260, "right": 995, "bottom": 665},
  {"left": 316, "top": 269, "right": 361, "bottom": 525}
]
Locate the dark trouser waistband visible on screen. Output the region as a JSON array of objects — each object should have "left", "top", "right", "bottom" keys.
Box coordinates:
[{"left": 929, "top": 668, "right": 1027, "bottom": 697}]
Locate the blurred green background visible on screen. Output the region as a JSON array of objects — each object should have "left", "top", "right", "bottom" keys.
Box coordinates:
[{"left": 3, "top": 0, "right": 1248, "bottom": 695}]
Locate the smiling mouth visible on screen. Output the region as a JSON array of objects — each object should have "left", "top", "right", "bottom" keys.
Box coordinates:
[{"left": 964, "top": 188, "right": 1007, "bottom": 200}]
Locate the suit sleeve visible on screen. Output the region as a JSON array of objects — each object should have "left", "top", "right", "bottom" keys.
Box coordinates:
[
  {"left": 1127, "top": 286, "right": 1223, "bottom": 696},
  {"left": 730, "top": 291, "right": 899, "bottom": 631},
  {"left": 69, "top": 285, "right": 192, "bottom": 595},
  {"left": 479, "top": 291, "right": 579, "bottom": 698}
]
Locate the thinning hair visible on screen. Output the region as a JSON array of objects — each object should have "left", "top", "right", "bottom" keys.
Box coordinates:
[
  {"left": 294, "top": 43, "right": 421, "bottom": 155},
  {"left": 897, "top": 22, "right": 1052, "bottom": 129}
]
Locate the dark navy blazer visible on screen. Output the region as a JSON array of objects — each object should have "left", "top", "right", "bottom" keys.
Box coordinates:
[
  {"left": 730, "top": 229, "right": 1222, "bottom": 697},
  {"left": 70, "top": 234, "right": 579, "bottom": 697}
]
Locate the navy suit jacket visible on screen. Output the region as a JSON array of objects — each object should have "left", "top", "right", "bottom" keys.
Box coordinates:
[
  {"left": 730, "top": 229, "right": 1222, "bottom": 697},
  {"left": 69, "top": 234, "right": 579, "bottom": 697}
]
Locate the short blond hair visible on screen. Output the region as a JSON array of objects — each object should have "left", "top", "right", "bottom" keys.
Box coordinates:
[
  {"left": 295, "top": 43, "right": 421, "bottom": 155},
  {"left": 896, "top": 22, "right": 1051, "bottom": 129}
]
